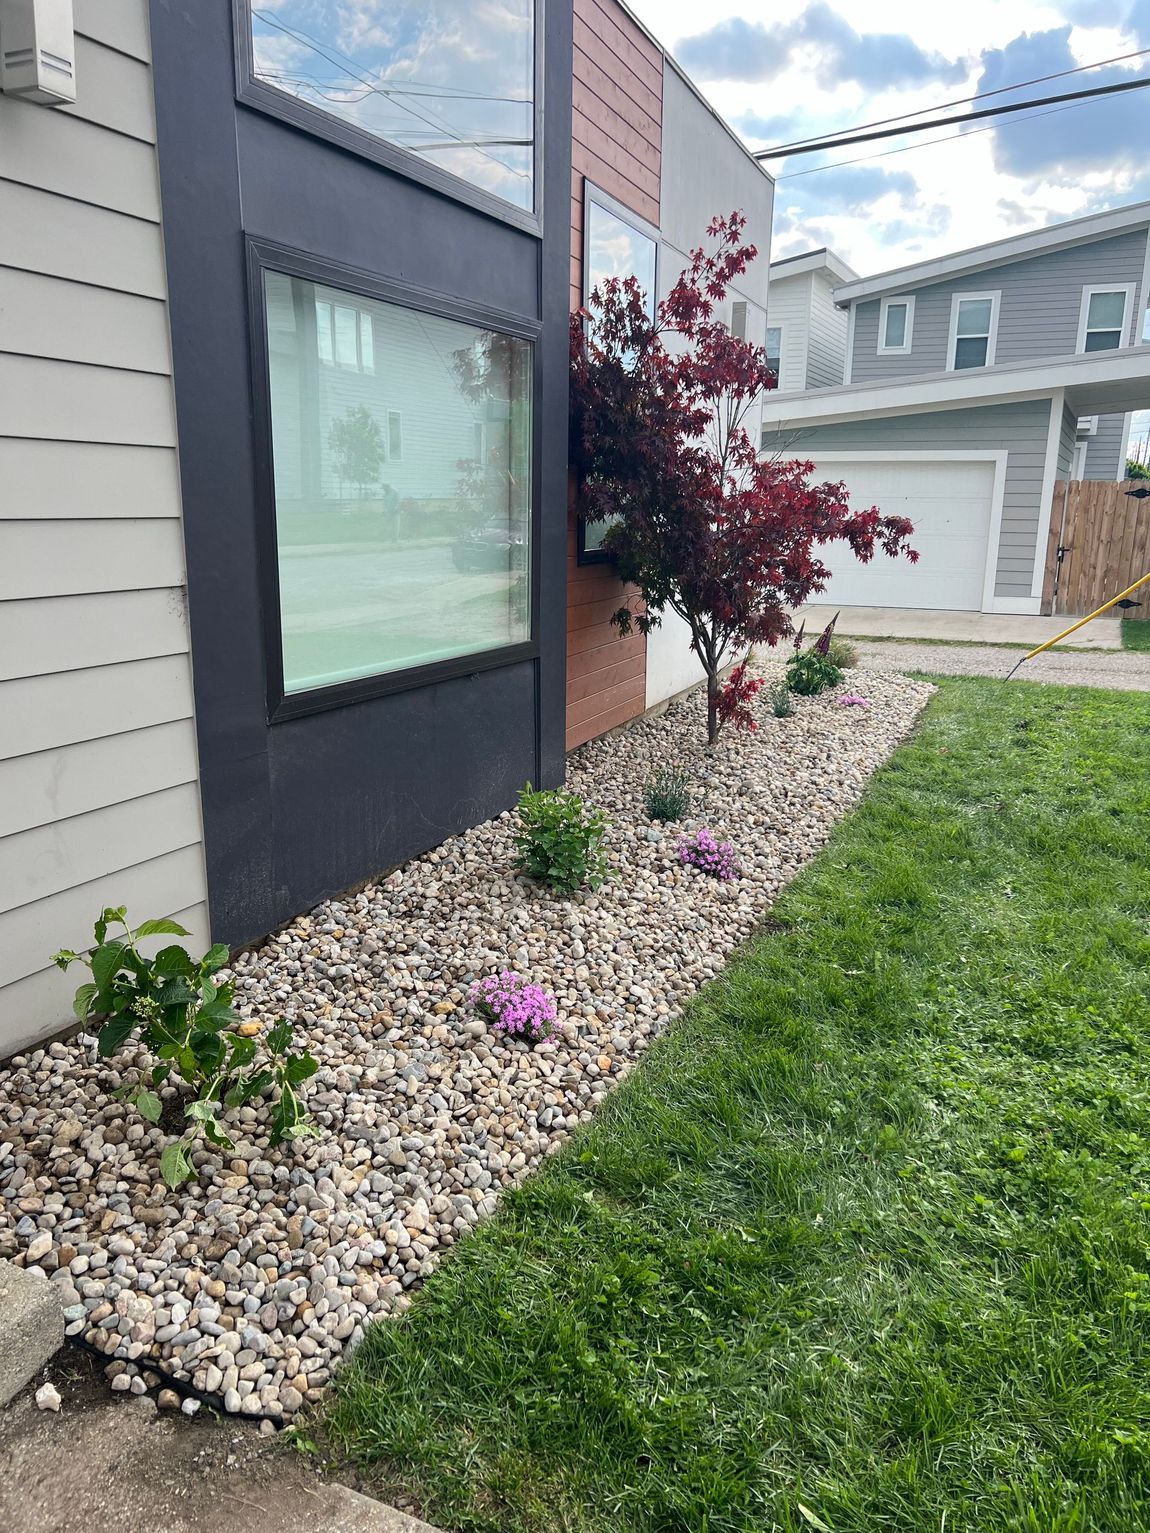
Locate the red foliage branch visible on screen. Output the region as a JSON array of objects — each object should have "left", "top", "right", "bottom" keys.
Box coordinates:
[{"left": 570, "top": 212, "right": 917, "bottom": 742}]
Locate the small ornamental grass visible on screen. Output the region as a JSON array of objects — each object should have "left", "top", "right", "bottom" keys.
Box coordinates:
[
  {"left": 469, "top": 971, "right": 557, "bottom": 1041},
  {"left": 514, "top": 783, "right": 611, "bottom": 896},
  {"left": 769, "top": 681, "right": 795, "bottom": 718},
  {"left": 644, "top": 766, "right": 692, "bottom": 822},
  {"left": 679, "top": 826, "right": 740, "bottom": 881}
]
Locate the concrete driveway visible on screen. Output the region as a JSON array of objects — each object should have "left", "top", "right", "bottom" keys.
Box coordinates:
[{"left": 796, "top": 604, "right": 1123, "bottom": 651}]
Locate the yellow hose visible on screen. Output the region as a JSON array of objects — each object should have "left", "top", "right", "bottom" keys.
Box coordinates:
[{"left": 1020, "top": 569, "right": 1150, "bottom": 662}]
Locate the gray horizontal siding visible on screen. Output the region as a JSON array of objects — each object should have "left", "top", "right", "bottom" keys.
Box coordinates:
[
  {"left": 0, "top": 181, "right": 167, "bottom": 298},
  {"left": 763, "top": 398, "right": 1052, "bottom": 598},
  {"left": 850, "top": 229, "right": 1149, "bottom": 382},
  {"left": 0, "top": 0, "right": 206, "bottom": 1057},
  {"left": 1084, "top": 413, "right": 1127, "bottom": 480}
]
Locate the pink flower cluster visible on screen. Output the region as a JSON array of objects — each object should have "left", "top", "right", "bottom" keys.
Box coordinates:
[
  {"left": 679, "top": 826, "right": 740, "bottom": 881},
  {"left": 838, "top": 694, "right": 870, "bottom": 708},
  {"left": 469, "top": 970, "right": 557, "bottom": 1041}
]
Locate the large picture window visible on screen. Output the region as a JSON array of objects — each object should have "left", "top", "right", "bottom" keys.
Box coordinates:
[
  {"left": 245, "top": 1, "right": 535, "bottom": 214},
  {"left": 262, "top": 268, "right": 533, "bottom": 699}
]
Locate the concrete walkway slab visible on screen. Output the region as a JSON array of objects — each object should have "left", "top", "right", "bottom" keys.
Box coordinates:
[
  {"left": 0, "top": 1353, "right": 444, "bottom": 1533},
  {"left": 796, "top": 604, "right": 1122, "bottom": 650},
  {"left": 0, "top": 1262, "right": 62, "bottom": 1408}
]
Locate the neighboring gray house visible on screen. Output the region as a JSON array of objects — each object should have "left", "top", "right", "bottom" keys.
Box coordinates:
[
  {"left": 765, "top": 247, "right": 858, "bottom": 392},
  {"left": 762, "top": 202, "right": 1150, "bottom": 614}
]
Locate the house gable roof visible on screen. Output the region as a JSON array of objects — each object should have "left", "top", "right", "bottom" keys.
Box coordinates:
[
  {"left": 770, "top": 247, "right": 858, "bottom": 285},
  {"left": 833, "top": 200, "right": 1150, "bottom": 307}
]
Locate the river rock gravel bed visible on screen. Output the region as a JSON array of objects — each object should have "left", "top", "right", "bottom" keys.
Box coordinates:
[{"left": 0, "top": 666, "right": 932, "bottom": 1422}]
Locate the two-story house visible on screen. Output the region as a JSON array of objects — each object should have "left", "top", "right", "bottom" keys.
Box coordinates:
[
  {"left": 765, "top": 247, "right": 858, "bottom": 393},
  {"left": 762, "top": 202, "right": 1150, "bottom": 615}
]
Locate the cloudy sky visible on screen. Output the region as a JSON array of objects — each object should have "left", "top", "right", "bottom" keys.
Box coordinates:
[{"left": 627, "top": 0, "right": 1150, "bottom": 280}]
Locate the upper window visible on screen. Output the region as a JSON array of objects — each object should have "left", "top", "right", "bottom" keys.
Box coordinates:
[
  {"left": 1077, "top": 286, "right": 1133, "bottom": 353},
  {"left": 765, "top": 325, "right": 782, "bottom": 384},
  {"left": 246, "top": 1, "right": 535, "bottom": 213},
  {"left": 878, "top": 295, "right": 914, "bottom": 355},
  {"left": 584, "top": 191, "right": 658, "bottom": 318},
  {"left": 949, "top": 292, "right": 1000, "bottom": 370},
  {"left": 263, "top": 268, "right": 533, "bottom": 700}
]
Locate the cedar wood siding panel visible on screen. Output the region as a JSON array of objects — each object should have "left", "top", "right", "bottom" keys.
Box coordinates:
[
  {"left": 567, "top": 0, "right": 662, "bottom": 750},
  {"left": 761, "top": 399, "right": 1053, "bottom": 599},
  {"left": 0, "top": 0, "right": 208, "bottom": 1056}
]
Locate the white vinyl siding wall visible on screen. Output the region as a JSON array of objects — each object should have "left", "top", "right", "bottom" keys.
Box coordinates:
[
  {"left": 805, "top": 270, "right": 850, "bottom": 388},
  {"left": 0, "top": 0, "right": 208, "bottom": 1056},
  {"left": 764, "top": 273, "right": 811, "bottom": 394}
]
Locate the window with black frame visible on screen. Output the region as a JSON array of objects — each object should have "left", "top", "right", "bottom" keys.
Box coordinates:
[
  {"left": 262, "top": 268, "right": 533, "bottom": 702},
  {"left": 245, "top": 1, "right": 536, "bottom": 214},
  {"left": 579, "top": 187, "right": 659, "bottom": 562}
]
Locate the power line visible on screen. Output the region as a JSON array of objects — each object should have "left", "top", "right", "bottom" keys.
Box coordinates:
[
  {"left": 777, "top": 94, "right": 1099, "bottom": 179},
  {"left": 755, "top": 74, "right": 1150, "bottom": 160},
  {"left": 764, "top": 45, "right": 1150, "bottom": 155}
]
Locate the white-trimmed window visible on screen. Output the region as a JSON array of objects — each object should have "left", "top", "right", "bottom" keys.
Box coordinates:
[
  {"left": 948, "top": 291, "right": 1000, "bottom": 370},
  {"left": 765, "top": 324, "right": 782, "bottom": 385},
  {"left": 878, "top": 295, "right": 914, "bottom": 355},
  {"left": 1077, "top": 285, "right": 1134, "bottom": 353},
  {"left": 316, "top": 298, "right": 375, "bottom": 373}
]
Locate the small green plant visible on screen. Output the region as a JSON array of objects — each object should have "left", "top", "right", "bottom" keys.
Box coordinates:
[
  {"left": 786, "top": 650, "right": 844, "bottom": 696},
  {"left": 823, "top": 635, "right": 858, "bottom": 669},
  {"left": 769, "top": 681, "right": 795, "bottom": 717},
  {"left": 53, "top": 908, "right": 319, "bottom": 1187},
  {"left": 644, "top": 766, "right": 692, "bottom": 822},
  {"left": 513, "top": 783, "right": 611, "bottom": 895}
]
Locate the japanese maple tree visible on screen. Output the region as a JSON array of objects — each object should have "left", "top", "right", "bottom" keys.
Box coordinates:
[{"left": 570, "top": 211, "right": 917, "bottom": 743}]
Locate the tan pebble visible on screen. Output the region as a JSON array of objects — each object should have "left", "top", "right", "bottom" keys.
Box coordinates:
[{"left": 237, "top": 1021, "right": 261, "bottom": 1038}]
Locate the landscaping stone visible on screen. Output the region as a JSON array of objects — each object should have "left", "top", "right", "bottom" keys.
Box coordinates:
[
  {"left": 0, "top": 666, "right": 931, "bottom": 1420},
  {"left": 0, "top": 1258, "right": 63, "bottom": 1407}
]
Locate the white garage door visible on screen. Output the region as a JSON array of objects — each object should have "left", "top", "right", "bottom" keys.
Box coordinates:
[{"left": 807, "top": 457, "right": 996, "bottom": 611}]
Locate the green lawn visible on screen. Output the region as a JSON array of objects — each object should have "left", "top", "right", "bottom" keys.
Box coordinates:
[
  {"left": 1122, "top": 619, "right": 1150, "bottom": 652},
  {"left": 323, "top": 679, "right": 1150, "bottom": 1533}
]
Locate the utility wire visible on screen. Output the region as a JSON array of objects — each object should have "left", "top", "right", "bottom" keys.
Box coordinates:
[
  {"left": 777, "top": 94, "right": 1099, "bottom": 179},
  {"left": 764, "top": 45, "right": 1150, "bottom": 155},
  {"left": 755, "top": 74, "right": 1150, "bottom": 159}
]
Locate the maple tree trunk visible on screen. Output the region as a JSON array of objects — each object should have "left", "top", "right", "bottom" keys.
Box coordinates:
[{"left": 706, "top": 671, "right": 721, "bottom": 746}]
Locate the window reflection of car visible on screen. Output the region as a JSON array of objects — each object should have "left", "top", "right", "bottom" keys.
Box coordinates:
[{"left": 451, "top": 522, "right": 528, "bottom": 572}]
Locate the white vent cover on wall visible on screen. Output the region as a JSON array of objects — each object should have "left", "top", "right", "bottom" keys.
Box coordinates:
[{"left": 0, "top": 0, "right": 76, "bottom": 106}]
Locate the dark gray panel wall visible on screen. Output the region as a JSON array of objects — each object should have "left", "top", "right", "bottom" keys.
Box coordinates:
[{"left": 151, "top": 1, "right": 572, "bottom": 945}]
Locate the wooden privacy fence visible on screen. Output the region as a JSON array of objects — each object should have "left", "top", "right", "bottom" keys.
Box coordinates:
[{"left": 1042, "top": 480, "right": 1150, "bottom": 616}]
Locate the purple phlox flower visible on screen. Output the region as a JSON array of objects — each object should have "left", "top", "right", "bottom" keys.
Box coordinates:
[
  {"left": 468, "top": 969, "right": 557, "bottom": 1040},
  {"left": 678, "top": 826, "right": 740, "bottom": 881},
  {"left": 838, "top": 694, "right": 869, "bottom": 708}
]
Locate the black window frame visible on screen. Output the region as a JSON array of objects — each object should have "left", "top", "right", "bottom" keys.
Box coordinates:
[
  {"left": 577, "top": 182, "right": 660, "bottom": 566},
  {"left": 247, "top": 237, "right": 542, "bottom": 724},
  {"left": 232, "top": 0, "right": 546, "bottom": 236}
]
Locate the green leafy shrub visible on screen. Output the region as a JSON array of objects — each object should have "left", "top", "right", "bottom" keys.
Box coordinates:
[
  {"left": 823, "top": 635, "right": 858, "bottom": 669},
  {"left": 53, "top": 908, "right": 319, "bottom": 1186},
  {"left": 769, "top": 681, "right": 795, "bottom": 717},
  {"left": 513, "top": 784, "right": 611, "bottom": 895},
  {"left": 644, "top": 766, "right": 692, "bottom": 822},
  {"left": 786, "top": 650, "right": 844, "bottom": 696}
]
